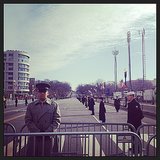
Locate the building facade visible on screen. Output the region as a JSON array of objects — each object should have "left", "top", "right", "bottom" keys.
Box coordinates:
[{"left": 4, "top": 50, "right": 30, "bottom": 98}]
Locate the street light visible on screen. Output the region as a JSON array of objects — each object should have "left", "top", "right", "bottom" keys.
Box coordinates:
[
  {"left": 13, "top": 80, "right": 16, "bottom": 100},
  {"left": 124, "top": 69, "right": 127, "bottom": 87},
  {"left": 139, "top": 28, "right": 146, "bottom": 94},
  {"left": 127, "top": 31, "right": 132, "bottom": 91},
  {"left": 112, "top": 49, "right": 119, "bottom": 91},
  {"left": 124, "top": 69, "right": 127, "bottom": 107}
]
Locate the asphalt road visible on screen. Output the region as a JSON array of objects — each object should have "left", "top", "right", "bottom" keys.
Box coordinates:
[
  {"left": 4, "top": 97, "right": 156, "bottom": 157},
  {"left": 4, "top": 97, "right": 156, "bottom": 132}
]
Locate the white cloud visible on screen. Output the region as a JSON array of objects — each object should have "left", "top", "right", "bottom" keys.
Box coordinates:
[{"left": 4, "top": 4, "right": 156, "bottom": 78}]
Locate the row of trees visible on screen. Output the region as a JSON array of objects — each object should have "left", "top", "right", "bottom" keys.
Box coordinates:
[
  {"left": 36, "top": 80, "right": 72, "bottom": 99},
  {"left": 35, "top": 78, "right": 155, "bottom": 99},
  {"left": 75, "top": 79, "right": 155, "bottom": 97}
]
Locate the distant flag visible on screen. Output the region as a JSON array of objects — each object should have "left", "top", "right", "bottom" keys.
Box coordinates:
[{"left": 118, "top": 80, "right": 126, "bottom": 88}]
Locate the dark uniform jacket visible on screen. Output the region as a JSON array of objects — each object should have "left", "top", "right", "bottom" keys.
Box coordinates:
[
  {"left": 114, "top": 99, "right": 120, "bottom": 110},
  {"left": 127, "top": 98, "right": 144, "bottom": 130},
  {"left": 99, "top": 101, "right": 106, "bottom": 122},
  {"left": 89, "top": 98, "right": 95, "bottom": 109},
  {"left": 25, "top": 98, "right": 61, "bottom": 156}
]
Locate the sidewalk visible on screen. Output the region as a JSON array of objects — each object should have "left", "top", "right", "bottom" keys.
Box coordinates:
[
  {"left": 105, "top": 99, "right": 156, "bottom": 117},
  {"left": 6, "top": 99, "right": 32, "bottom": 107}
]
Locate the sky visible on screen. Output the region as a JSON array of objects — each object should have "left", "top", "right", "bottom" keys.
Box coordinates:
[{"left": 4, "top": 4, "right": 156, "bottom": 90}]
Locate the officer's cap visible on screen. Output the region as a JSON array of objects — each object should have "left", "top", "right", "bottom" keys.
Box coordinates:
[
  {"left": 36, "top": 82, "right": 50, "bottom": 92},
  {"left": 127, "top": 91, "right": 135, "bottom": 96}
]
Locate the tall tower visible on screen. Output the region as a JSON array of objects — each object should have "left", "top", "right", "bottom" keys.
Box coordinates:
[
  {"left": 112, "top": 49, "right": 119, "bottom": 91},
  {"left": 127, "top": 31, "right": 132, "bottom": 91},
  {"left": 142, "top": 28, "right": 146, "bottom": 91}
]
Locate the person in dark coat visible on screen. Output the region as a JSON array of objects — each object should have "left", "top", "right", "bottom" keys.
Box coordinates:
[
  {"left": 25, "top": 82, "right": 61, "bottom": 156},
  {"left": 99, "top": 97, "right": 106, "bottom": 123},
  {"left": 15, "top": 97, "right": 18, "bottom": 107},
  {"left": 127, "top": 91, "right": 144, "bottom": 130},
  {"left": 127, "top": 91, "right": 144, "bottom": 154},
  {"left": 88, "top": 96, "right": 91, "bottom": 110},
  {"left": 3, "top": 96, "right": 7, "bottom": 108},
  {"left": 89, "top": 96, "right": 95, "bottom": 115},
  {"left": 114, "top": 96, "right": 120, "bottom": 112},
  {"left": 25, "top": 96, "right": 28, "bottom": 106},
  {"left": 82, "top": 96, "right": 85, "bottom": 105},
  {"left": 84, "top": 96, "right": 88, "bottom": 108}
]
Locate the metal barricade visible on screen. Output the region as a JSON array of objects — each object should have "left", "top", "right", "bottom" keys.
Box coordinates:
[
  {"left": 4, "top": 131, "right": 142, "bottom": 157},
  {"left": 18, "top": 122, "right": 136, "bottom": 156},
  {"left": 136, "top": 124, "right": 156, "bottom": 155},
  {"left": 57, "top": 122, "right": 136, "bottom": 132},
  {"left": 4, "top": 123, "right": 17, "bottom": 156},
  {"left": 19, "top": 122, "right": 136, "bottom": 133},
  {"left": 145, "top": 134, "right": 156, "bottom": 156}
]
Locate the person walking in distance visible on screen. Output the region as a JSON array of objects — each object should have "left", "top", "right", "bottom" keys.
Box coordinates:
[
  {"left": 99, "top": 97, "right": 106, "bottom": 123},
  {"left": 25, "top": 96, "right": 28, "bottom": 106},
  {"left": 114, "top": 96, "right": 120, "bottom": 112},
  {"left": 15, "top": 96, "right": 18, "bottom": 107},
  {"left": 25, "top": 82, "right": 61, "bottom": 156},
  {"left": 3, "top": 96, "right": 7, "bottom": 108},
  {"left": 90, "top": 95, "right": 95, "bottom": 115},
  {"left": 127, "top": 91, "right": 144, "bottom": 154}
]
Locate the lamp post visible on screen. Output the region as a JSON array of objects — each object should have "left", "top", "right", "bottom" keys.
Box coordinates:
[
  {"left": 112, "top": 49, "right": 119, "bottom": 91},
  {"left": 127, "top": 31, "right": 132, "bottom": 91},
  {"left": 12, "top": 80, "right": 16, "bottom": 100},
  {"left": 124, "top": 69, "right": 127, "bottom": 107}
]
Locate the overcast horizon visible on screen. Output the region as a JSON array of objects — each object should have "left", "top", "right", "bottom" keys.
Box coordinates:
[{"left": 4, "top": 4, "right": 156, "bottom": 90}]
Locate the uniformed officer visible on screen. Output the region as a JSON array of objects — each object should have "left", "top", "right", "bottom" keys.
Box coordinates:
[
  {"left": 127, "top": 91, "right": 144, "bottom": 154},
  {"left": 25, "top": 82, "right": 61, "bottom": 156},
  {"left": 127, "top": 91, "right": 144, "bottom": 130}
]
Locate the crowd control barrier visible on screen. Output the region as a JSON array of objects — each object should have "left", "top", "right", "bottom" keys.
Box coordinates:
[
  {"left": 4, "top": 123, "right": 17, "bottom": 156},
  {"left": 19, "top": 122, "right": 136, "bottom": 133},
  {"left": 136, "top": 124, "right": 156, "bottom": 155},
  {"left": 145, "top": 134, "right": 156, "bottom": 156},
  {"left": 4, "top": 131, "right": 142, "bottom": 157}
]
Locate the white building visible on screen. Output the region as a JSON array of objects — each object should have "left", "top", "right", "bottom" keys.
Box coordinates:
[{"left": 4, "top": 50, "right": 30, "bottom": 98}]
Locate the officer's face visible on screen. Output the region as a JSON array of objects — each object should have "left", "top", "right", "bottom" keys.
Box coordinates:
[
  {"left": 127, "top": 95, "right": 134, "bottom": 102},
  {"left": 37, "top": 91, "right": 48, "bottom": 101}
]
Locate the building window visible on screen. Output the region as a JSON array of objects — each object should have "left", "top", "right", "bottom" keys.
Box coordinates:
[
  {"left": 8, "top": 86, "right": 13, "bottom": 89},
  {"left": 8, "top": 72, "right": 13, "bottom": 75},
  {"left": 8, "top": 68, "right": 13, "bottom": 70},
  {"left": 9, "top": 53, "right": 13, "bottom": 57},
  {"left": 8, "top": 77, "right": 13, "bottom": 80},
  {"left": 8, "top": 63, "right": 13, "bottom": 66}
]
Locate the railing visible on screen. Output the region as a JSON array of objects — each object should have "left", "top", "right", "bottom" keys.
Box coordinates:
[
  {"left": 4, "top": 131, "right": 142, "bottom": 157},
  {"left": 4, "top": 122, "right": 16, "bottom": 133},
  {"left": 4, "top": 122, "right": 156, "bottom": 156},
  {"left": 4, "top": 123, "right": 17, "bottom": 156},
  {"left": 145, "top": 134, "right": 156, "bottom": 156},
  {"left": 136, "top": 124, "right": 156, "bottom": 155},
  {"left": 20, "top": 122, "right": 136, "bottom": 133}
]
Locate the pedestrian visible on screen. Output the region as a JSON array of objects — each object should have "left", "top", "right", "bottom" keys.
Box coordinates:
[
  {"left": 99, "top": 97, "right": 106, "bottom": 123},
  {"left": 114, "top": 96, "right": 120, "bottom": 112},
  {"left": 82, "top": 96, "right": 85, "bottom": 105},
  {"left": 87, "top": 96, "right": 92, "bottom": 110},
  {"left": 127, "top": 91, "right": 144, "bottom": 130},
  {"left": 25, "top": 82, "right": 61, "bottom": 156},
  {"left": 32, "top": 97, "right": 34, "bottom": 102},
  {"left": 89, "top": 95, "right": 95, "bottom": 115},
  {"left": 127, "top": 91, "right": 144, "bottom": 154},
  {"left": 15, "top": 96, "right": 18, "bottom": 107},
  {"left": 25, "top": 96, "right": 28, "bottom": 106},
  {"left": 3, "top": 96, "right": 7, "bottom": 108},
  {"left": 84, "top": 96, "right": 88, "bottom": 108}
]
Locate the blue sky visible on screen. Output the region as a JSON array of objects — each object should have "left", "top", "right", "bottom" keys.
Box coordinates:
[{"left": 4, "top": 4, "right": 156, "bottom": 90}]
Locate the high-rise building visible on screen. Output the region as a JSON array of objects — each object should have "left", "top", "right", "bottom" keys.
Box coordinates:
[{"left": 4, "top": 50, "right": 30, "bottom": 98}]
